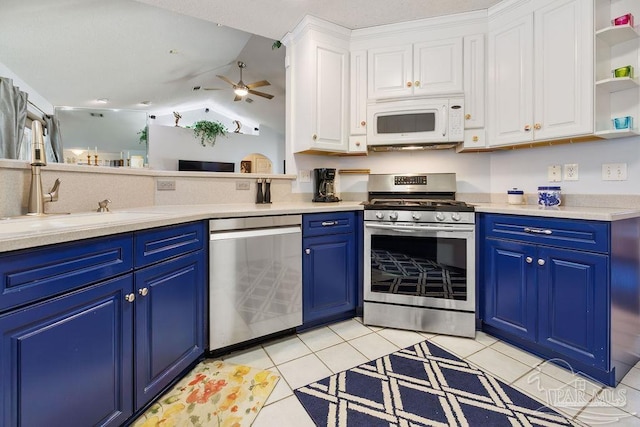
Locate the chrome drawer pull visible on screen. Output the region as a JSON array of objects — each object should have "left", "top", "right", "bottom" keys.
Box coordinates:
[
  {"left": 523, "top": 227, "right": 552, "bottom": 235},
  {"left": 321, "top": 221, "right": 338, "bottom": 227},
  {"left": 526, "top": 256, "right": 533, "bottom": 264}
]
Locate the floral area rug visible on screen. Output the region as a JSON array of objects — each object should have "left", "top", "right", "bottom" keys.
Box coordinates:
[
  {"left": 295, "top": 340, "right": 577, "bottom": 426},
  {"left": 132, "top": 360, "right": 279, "bottom": 427}
]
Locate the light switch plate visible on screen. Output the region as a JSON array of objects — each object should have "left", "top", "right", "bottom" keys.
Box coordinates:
[
  {"left": 602, "top": 163, "right": 628, "bottom": 181},
  {"left": 298, "top": 170, "right": 311, "bottom": 183},
  {"left": 547, "top": 165, "right": 562, "bottom": 182}
]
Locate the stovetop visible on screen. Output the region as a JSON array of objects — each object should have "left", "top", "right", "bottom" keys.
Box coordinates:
[{"left": 363, "top": 198, "right": 475, "bottom": 212}]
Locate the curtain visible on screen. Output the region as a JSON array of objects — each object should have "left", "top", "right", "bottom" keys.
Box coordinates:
[
  {"left": 0, "top": 77, "right": 28, "bottom": 159},
  {"left": 44, "top": 114, "right": 63, "bottom": 163}
]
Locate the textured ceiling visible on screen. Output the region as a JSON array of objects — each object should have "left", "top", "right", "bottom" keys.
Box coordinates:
[{"left": 1, "top": 0, "right": 502, "bottom": 134}]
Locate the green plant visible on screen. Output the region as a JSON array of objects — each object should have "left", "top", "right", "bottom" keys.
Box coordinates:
[
  {"left": 272, "top": 40, "right": 282, "bottom": 50},
  {"left": 137, "top": 127, "right": 148, "bottom": 145},
  {"left": 190, "top": 120, "right": 228, "bottom": 146}
]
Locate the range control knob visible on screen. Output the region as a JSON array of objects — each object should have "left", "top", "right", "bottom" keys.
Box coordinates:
[
  {"left": 389, "top": 211, "right": 399, "bottom": 221},
  {"left": 451, "top": 213, "right": 462, "bottom": 222},
  {"left": 412, "top": 212, "right": 422, "bottom": 220},
  {"left": 435, "top": 212, "right": 446, "bottom": 222},
  {"left": 375, "top": 211, "right": 385, "bottom": 220}
]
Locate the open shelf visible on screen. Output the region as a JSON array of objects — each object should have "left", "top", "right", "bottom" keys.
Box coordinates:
[
  {"left": 595, "top": 76, "right": 639, "bottom": 92},
  {"left": 595, "top": 128, "right": 640, "bottom": 139},
  {"left": 596, "top": 24, "right": 640, "bottom": 45}
]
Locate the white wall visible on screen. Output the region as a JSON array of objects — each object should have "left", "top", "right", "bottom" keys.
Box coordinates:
[
  {"left": 292, "top": 134, "right": 640, "bottom": 198},
  {"left": 148, "top": 123, "right": 285, "bottom": 172},
  {"left": 489, "top": 135, "right": 640, "bottom": 195}
]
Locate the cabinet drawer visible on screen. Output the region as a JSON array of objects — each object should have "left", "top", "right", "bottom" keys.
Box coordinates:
[
  {"left": 134, "top": 221, "right": 205, "bottom": 268},
  {"left": 482, "top": 214, "right": 609, "bottom": 253},
  {"left": 0, "top": 234, "right": 133, "bottom": 312},
  {"left": 303, "top": 212, "right": 356, "bottom": 237}
]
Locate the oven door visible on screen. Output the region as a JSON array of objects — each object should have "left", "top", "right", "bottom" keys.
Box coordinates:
[{"left": 364, "top": 221, "right": 475, "bottom": 312}]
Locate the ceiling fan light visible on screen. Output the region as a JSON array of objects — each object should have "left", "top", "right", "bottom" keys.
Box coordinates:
[{"left": 234, "top": 86, "right": 249, "bottom": 97}]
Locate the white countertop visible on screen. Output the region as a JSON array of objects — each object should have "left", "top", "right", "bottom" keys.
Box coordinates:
[
  {"left": 473, "top": 203, "right": 640, "bottom": 221},
  {"left": 3, "top": 201, "right": 640, "bottom": 253},
  {"left": 0, "top": 201, "right": 364, "bottom": 252}
]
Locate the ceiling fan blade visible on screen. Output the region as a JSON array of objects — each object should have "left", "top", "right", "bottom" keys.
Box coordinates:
[
  {"left": 216, "top": 74, "right": 236, "bottom": 86},
  {"left": 203, "top": 87, "right": 223, "bottom": 91},
  {"left": 248, "top": 89, "right": 274, "bottom": 100},
  {"left": 233, "top": 95, "right": 243, "bottom": 102},
  {"left": 246, "top": 80, "right": 270, "bottom": 89}
]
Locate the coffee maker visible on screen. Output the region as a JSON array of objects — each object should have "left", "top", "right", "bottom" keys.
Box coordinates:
[{"left": 312, "top": 168, "right": 340, "bottom": 202}]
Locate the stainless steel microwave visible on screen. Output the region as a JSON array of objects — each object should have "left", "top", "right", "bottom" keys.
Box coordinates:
[{"left": 366, "top": 97, "right": 464, "bottom": 149}]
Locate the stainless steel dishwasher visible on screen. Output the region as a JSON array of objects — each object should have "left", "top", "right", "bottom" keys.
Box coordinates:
[{"left": 209, "top": 215, "right": 302, "bottom": 351}]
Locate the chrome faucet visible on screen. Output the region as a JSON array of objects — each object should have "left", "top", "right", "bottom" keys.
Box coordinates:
[{"left": 27, "top": 121, "right": 61, "bottom": 216}]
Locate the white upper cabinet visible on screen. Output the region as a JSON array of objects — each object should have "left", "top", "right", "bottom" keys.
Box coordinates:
[
  {"left": 463, "top": 34, "right": 486, "bottom": 130},
  {"left": 487, "top": 0, "right": 593, "bottom": 147},
  {"left": 368, "top": 45, "right": 413, "bottom": 99},
  {"left": 349, "top": 49, "right": 368, "bottom": 136},
  {"left": 285, "top": 18, "right": 350, "bottom": 154},
  {"left": 533, "top": 0, "right": 593, "bottom": 141},
  {"left": 488, "top": 14, "right": 534, "bottom": 146},
  {"left": 368, "top": 37, "right": 463, "bottom": 100}
]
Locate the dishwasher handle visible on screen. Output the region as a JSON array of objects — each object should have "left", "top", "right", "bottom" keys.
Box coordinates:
[{"left": 210, "top": 225, "right": 301, "bottom": 241}]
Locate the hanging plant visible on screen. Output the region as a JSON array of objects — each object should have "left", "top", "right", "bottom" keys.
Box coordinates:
[
  {"left": 137, "top": 127, "right": 148, "bottom": 145},
  {"left": 189, "top": 120, "right": 228, "bottom": 146},
  {"left": 272, "top": 40, "right": 282, "bottom": 50}
]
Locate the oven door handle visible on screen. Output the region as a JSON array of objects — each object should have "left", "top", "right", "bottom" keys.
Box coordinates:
[{"left": 365, "top": 223, "right": 474, "bottom": 233}]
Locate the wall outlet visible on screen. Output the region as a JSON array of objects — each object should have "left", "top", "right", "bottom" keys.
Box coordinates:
[
  {"left": 602, "top": 163, "right": 628, "bottom": 181},
  {"left": 157, "top": 180, "right": 176, "bottom": 191},
  {"left": 298, "top": 170, "right": 311, "bottom": 183},
  {"left": 547, "top": 164, "right": 562, "bottom": 182},
  {"left": 564, "top": 163, "right": 579, "bottom": 181},
  {"left": 236, "top": 181, "right": 250, "bottom": 190}
]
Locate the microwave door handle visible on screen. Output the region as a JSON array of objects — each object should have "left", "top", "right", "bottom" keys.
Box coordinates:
[{"left": 441, "top": 104, "right": 447, "bottom": 137}]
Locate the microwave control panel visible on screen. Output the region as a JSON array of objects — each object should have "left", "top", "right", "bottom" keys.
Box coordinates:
[{"left": 448, "top": 101, "right": 464, "bottom": 141}]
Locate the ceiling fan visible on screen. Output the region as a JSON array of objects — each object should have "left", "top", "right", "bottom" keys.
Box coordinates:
[{"left": 205, "top": 61, "right": 274, "bottom": 101}]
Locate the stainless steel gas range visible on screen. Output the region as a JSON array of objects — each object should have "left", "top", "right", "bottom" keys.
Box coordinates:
[{"left": 362, "top": 173, "right": 476, "bottom": 338}]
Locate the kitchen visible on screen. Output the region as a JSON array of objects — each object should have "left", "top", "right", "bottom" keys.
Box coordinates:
[{"left": 1, "top": 0, "right": 640, "bottom": 425}]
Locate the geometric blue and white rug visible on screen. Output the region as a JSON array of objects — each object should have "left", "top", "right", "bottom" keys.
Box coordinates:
[{"left": 295, "top": 340, "right": 577, "bottom": 426}]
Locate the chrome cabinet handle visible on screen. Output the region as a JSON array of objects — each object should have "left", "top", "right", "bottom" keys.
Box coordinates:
[
  {"left": 524, "top": 227, "right": 552, "bottom": 235},
  {"left": 321, "top": 221, "right": 337, "bottom": 226},
  {"left": 526, "top": 257, "right": 533, "bottom": 264},
  {"left": 125, "top": 293, "right": 135, "bottom": 303},
  {"left": 406, "top": 81, "right": 412, "bottom": 88},
  {"left": 305, "top": 248, "right": 311, "bottom": 255},
  {"left": 524, "top": 124, "right": 531, "bottom": 131},
  {"left": 538, "top": 259, "right": 545, "bottom": 266},
  {"left": 138, "top": 287, "right": 149, "bottom": 297}
]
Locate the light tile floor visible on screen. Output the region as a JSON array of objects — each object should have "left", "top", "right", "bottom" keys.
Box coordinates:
[{"left": 220, "top": 318, "right": 640, "bottom": 426}]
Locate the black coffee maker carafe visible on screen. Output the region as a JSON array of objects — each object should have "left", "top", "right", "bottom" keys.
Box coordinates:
[{"left": 312, "top": 168, "right": 340, "bottom": 202}]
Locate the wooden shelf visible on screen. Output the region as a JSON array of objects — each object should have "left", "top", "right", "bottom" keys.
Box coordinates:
[
  {"left": 596, "top": 24, "right": 640, "bottom": 46},
  {"left": 595, "top": 128, "right": 640, "bottom": 139},
  {"left": 595, "top": 76, "right": 639, "bottom": 92},
  {"left": 338, "top": 168, "right": 370, "bottom": 174}
]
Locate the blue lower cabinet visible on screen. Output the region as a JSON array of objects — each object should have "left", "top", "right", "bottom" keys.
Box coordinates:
[
  {"left": 0, "top": 275, "right": 134, "bottom": 427},
  {"left": 303, "top": 233, "right": 355, "bottom": 324},
  {"left": 301, "top": 212, "right": 360, "bottom": 327},
  {"left": 483, "top": 239, "right": 537, "bottom": 341},
  {"left": 134, "top": 251, "right": 205, "bottom": 410},
  {"left": 479, "top": 213, "right": 621, "bottom": 385},
  {"left": 537, "top": 247, "right": 609, "bottom": 369}
]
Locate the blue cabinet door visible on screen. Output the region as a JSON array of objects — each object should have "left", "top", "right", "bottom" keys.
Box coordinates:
[
  {"left": 303, "top": 233, "right": 356, "bottom": 324},
  {"left": 483, "top": 239, "right": 537, "bottom": 341},
  {"left": 134, "top": 251, "right": 205, "bottom": 410},
  {"left": 0, "top": 275, "right": 133, "bottom": 427},
  {"left": 537, "top": 246, "right": 609, "bottom": 369}
]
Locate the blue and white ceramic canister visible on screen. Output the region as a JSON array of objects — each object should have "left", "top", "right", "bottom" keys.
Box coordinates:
[{"left": 538, "top": 186, "right": 561, "bottom": 207}]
